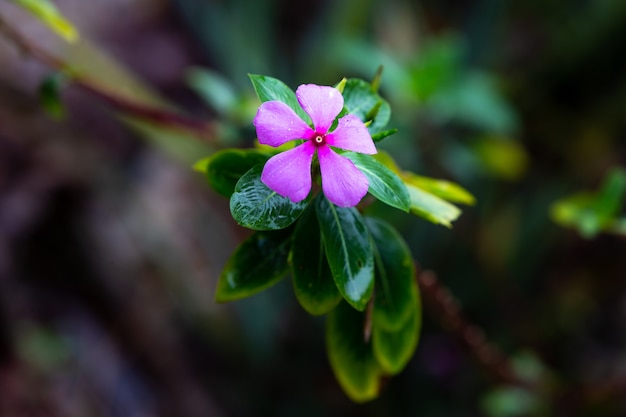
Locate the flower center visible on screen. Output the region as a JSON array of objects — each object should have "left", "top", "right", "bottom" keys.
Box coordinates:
[{"left": 313, "top": 134, "right": 325, "bottom": 146}]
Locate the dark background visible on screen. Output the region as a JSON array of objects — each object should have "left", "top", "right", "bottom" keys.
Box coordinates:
[{"left": 0, "top": 0, "right": 625, "bottom": 415}]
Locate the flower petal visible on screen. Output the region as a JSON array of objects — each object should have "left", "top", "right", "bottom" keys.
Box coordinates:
[
  {"left": 318, "top": 146, "right": 369, "bottom": 207},
  {"left": 254, "top": 101, "right": 314, "bottom": 147},
  {"left": 325, "top": 114, "right": 377, "bottom": 154},
  {"left": 296, "top": 84, "right": 343, "bottom": 133},
  {"left": 261, "top": 142, "right": 315, "bottom": 202}
]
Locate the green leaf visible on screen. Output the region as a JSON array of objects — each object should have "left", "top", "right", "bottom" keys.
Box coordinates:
[
  {"left": 372, "top": 303, "right": 420, "bottom": 375},
  {"left": 316, "top": 196, "right": 374, "bottom": 311},
  {"left": 371, "top": 128, "right": 398, "bottom": 143},
  {"left": 198, "top": 149, "right": 269, "bottom": 197},
  {"left": 366, "top": 218, "right": 416, "bottom": 331},
  {"left": 406, "top": 183, "right": 461, "bottom": 227},
  {"left": 403, "top": 174, "right": 475, "bottom": 205},
  {"left": 39, "top": 72, "right": 66, "bottom": 120},
  {"left": 326, "top": 302, "right": 382, "bottom": 402},
  {"left": 248, "top": 74, "right": 310, "bottom": 124},
  {"left": 342, "top": 78, "right": 391, "bottom": 134},
  {"left": 11, "top": 0, "right": 79, "bottom": 42},
  {"left": 187, "top": 67, "right": 238, "bottom": 116},
  {"left": 551, "top": 168, "right": 626, "bottom": 238},
  {"left": 230, "top": 164, "right": 308, "bottom": 230},
  {"left": 215, "top": 228, "right": 292, "bottom": 302},
  {"left": 344, "top": 153, "right": 410, "bottom": 212},
  {"left": 291, "top": 200, "right": 341, "bottom": 315}
]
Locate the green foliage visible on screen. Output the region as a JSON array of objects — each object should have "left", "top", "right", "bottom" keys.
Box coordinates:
[
  {"left": 38, "top": 72, "right": 67, "bottom": 120},
  {"left": 551, "top": 168, "right": 626, "bottom": 237},
  {"left": 248, "top": 74, "right": 311, "bottom": 123},
  {"left": 215, "top": 228, "right": 292, "bottom": 302},
  {"left": 344, "top": 153, "right": 411, "bottom": 212},
  {"left": 291, "top": 203, "right": 341, "bottom": 315},
  {"left": 316, "top": 195, "right": 375, "bottom": 311},
  {"left": 230, "top": 164, "right": 308, "bottom": 230},
  {"left": 342, "top": 78, "right": 391, "bottom": 134},
  {"left": 199, "top": 149, "right": 269, "bottom": 197},
  {"left": 11, "top": 0, "right": 78, "bottom": 42}
]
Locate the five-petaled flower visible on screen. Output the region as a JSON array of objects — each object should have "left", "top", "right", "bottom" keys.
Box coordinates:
[{"left": 253, "top": 84, "right": 377, "bottom": 207}]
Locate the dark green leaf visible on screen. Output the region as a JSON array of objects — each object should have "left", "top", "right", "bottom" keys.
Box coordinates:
[
  {"left": 342, "top": 78, "right": 391, "bottom": 134},
  {"left": 215, "top": 228, "right": 292, "bottom": 302},
  {"left": 406, "top": 184, "right": 461, "bottom": 227},
  {"left": 230, "top": 164, "right": 308, "bottom": 230},
  {"left": 344, "top": 153, "right": 410, "bottom": 212},
  {"left": 291, "top": 200, "right": 341, "bottom": 315},
  {"left": 199, "top": 149, "right": 269, "bottom": 197},
  {"left": 248, "top": 74, "right": 311, "bottom": 124},
  {"left": 371, "top": 128, "right": 398, "bottom": 143},
  {"left": 326, "top": 302, "right": 382, "bottom": 402},
  {"left": 366, "top": 217, "right": 416, "bottom": 331},
  {"left": 316, "top": 196, "right": 374, "bottom": 311},
  {"left": 39, "top": 72, "right": 67, "bottom": 120},
  {"left": 372, "top": 303, "right": 421, "bottom": 375}
]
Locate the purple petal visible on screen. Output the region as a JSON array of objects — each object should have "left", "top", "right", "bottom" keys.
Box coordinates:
[
  {"left": 318, "top": 146, "right": 369, "bottom": 207},
  {"left": 254, "top": 101, "right": 314, "bottom": 147},
  {"left": 296, "top": 84, "right": 343, "bottom": 133},
  {"left": 261, "top": 142, "right": 315, "bottom": 202},
  {"left": 325, "top": 114, "right": 377, "bottom": 154}
]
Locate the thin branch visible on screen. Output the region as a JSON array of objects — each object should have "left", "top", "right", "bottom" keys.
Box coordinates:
[
  {"left": 417, "top": 268, "right": 534, "bottom": 389},
  {"left": 0, "top": 16, "right": 216, "bottom": 139}
]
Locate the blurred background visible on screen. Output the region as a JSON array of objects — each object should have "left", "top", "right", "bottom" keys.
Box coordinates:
[{"left": 0, "top": 0, "right": 625, "bottom": 416}]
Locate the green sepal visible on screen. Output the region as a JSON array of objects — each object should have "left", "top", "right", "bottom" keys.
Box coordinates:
[
  {"left": 215, "top": 228, "right": 292, "bottom": 302},
  {"left": 197, "top": 149, "right": 269, "bottom": 197},
  {"left": 291, "top": 200, "right": 341, "bottom": 315},
  {"left": 230, "top": 164, "right": 308, "bottom": 230},
  {"left": 372, "top": 303, "right": 421, "bottom": 375},
  {"left": 344, "top": 153, "right": 410, "bottom": 212},
  {"left": 366, "top": 217, "right": 416, "bottom": 331},
  {"left": 316, "top": 196, "right": 374, "bottom": 311},
  {"left": 326, "top": 302, "right": 382, "bottom": 402},
  {"left": 248, "top": 74, "right": 311, "bottom": 124},
  {"left": 342, "top": 78, "right": 391, "bottom": 134}
]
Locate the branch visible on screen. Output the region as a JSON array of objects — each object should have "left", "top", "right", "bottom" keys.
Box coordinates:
[
  {"left": 0, "top": 16, "right": 216, "bottom": 139},
  {"left": 417, "top": 268, "right": 533, "bottom": 388}
]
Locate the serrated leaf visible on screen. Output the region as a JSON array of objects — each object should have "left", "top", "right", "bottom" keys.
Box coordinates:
[
  {"left": 344, "top": 153, "right": 410, "bottom": 212},
  {"left": 342, "top": 78, "right": 391, "bottom": 134},
  {"left": 366, "top": 218, "right": 416, "bottom": 331},
  {"left": 199, "top": 149, "right": 269, "bottom": 197},
  {"left": 326, "top": 302, "right": 382, "bottom": 402},
  {"left": 372, "top": 302, "right": 420, "bottom": 375},
  {"left": 248, "top": 74, "right": 310, "bottom": 124},
  {"left": 215, "top": 229, "right": 292, "bottom": 302},
  {"left": 230, "top": 164, "right": 308, "bottom": 230},
  {"left": 407, "top": 183, "right": 461, "bottom": 227},
  {"left": 404, "top": 173, "right": 475, "bottom": 205},
  {"left": 12, "top": 0, "right": 78, "bottom": 42},
  {"left": 291, "top": 200, "right": 341, "bottom": 315},
  {"left": 316, "top": 196, "right": 374, "bottom": 311}
]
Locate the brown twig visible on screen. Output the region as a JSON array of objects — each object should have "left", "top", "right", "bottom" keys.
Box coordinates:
[
  {"left": 417, "top": 268, "right": 533, "bottom": 388},
  {"left": 0, "top": 16, "right": 216, "bottom": 139}
]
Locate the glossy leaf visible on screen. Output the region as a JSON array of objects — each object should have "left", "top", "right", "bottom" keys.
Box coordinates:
[
  {"left": 248, "top": 74, "right": 311, "bottom": 124},
  {"left": 199, "top": 149, "right": 269, "bottom": 197},
  {"left": 291, "top": 201, "right": 341, "bottom": 315},
  {"left": 326, "top": 302, "right": 382, "bottom": 402},
  {"left": 316, "top": 196, "right": 374, "bottom": 311},
  {"left": 215, "top": 229, "right": 292, "bottom": 302},
  {"left": 407, "top": 184, "right": 461, "bottom": 227},
  {"left": 11, "top": 0, "right": 78, "bottom": 42},
  {"left": 230, "top": 164, "right": 308, "bottom": 230},
  {"left": 344, "top": 153, "right": 410, "bottom": 212},
  {"left": 404, "top": 173, "right": 475, "bottom": 205},
  {"left": 342, "top": 78, "right": 391, "bottom": 134},
  {"left": 372, "top": 303, "right": 421, "bottom": 375},
  {"left": 366, "top": 218, "right": 416, "bottom": 331}
]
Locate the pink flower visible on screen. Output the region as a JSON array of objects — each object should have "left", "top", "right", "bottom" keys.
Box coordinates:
[{"left": 253, "top": 84, "right": 377, "bottom": 207}]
